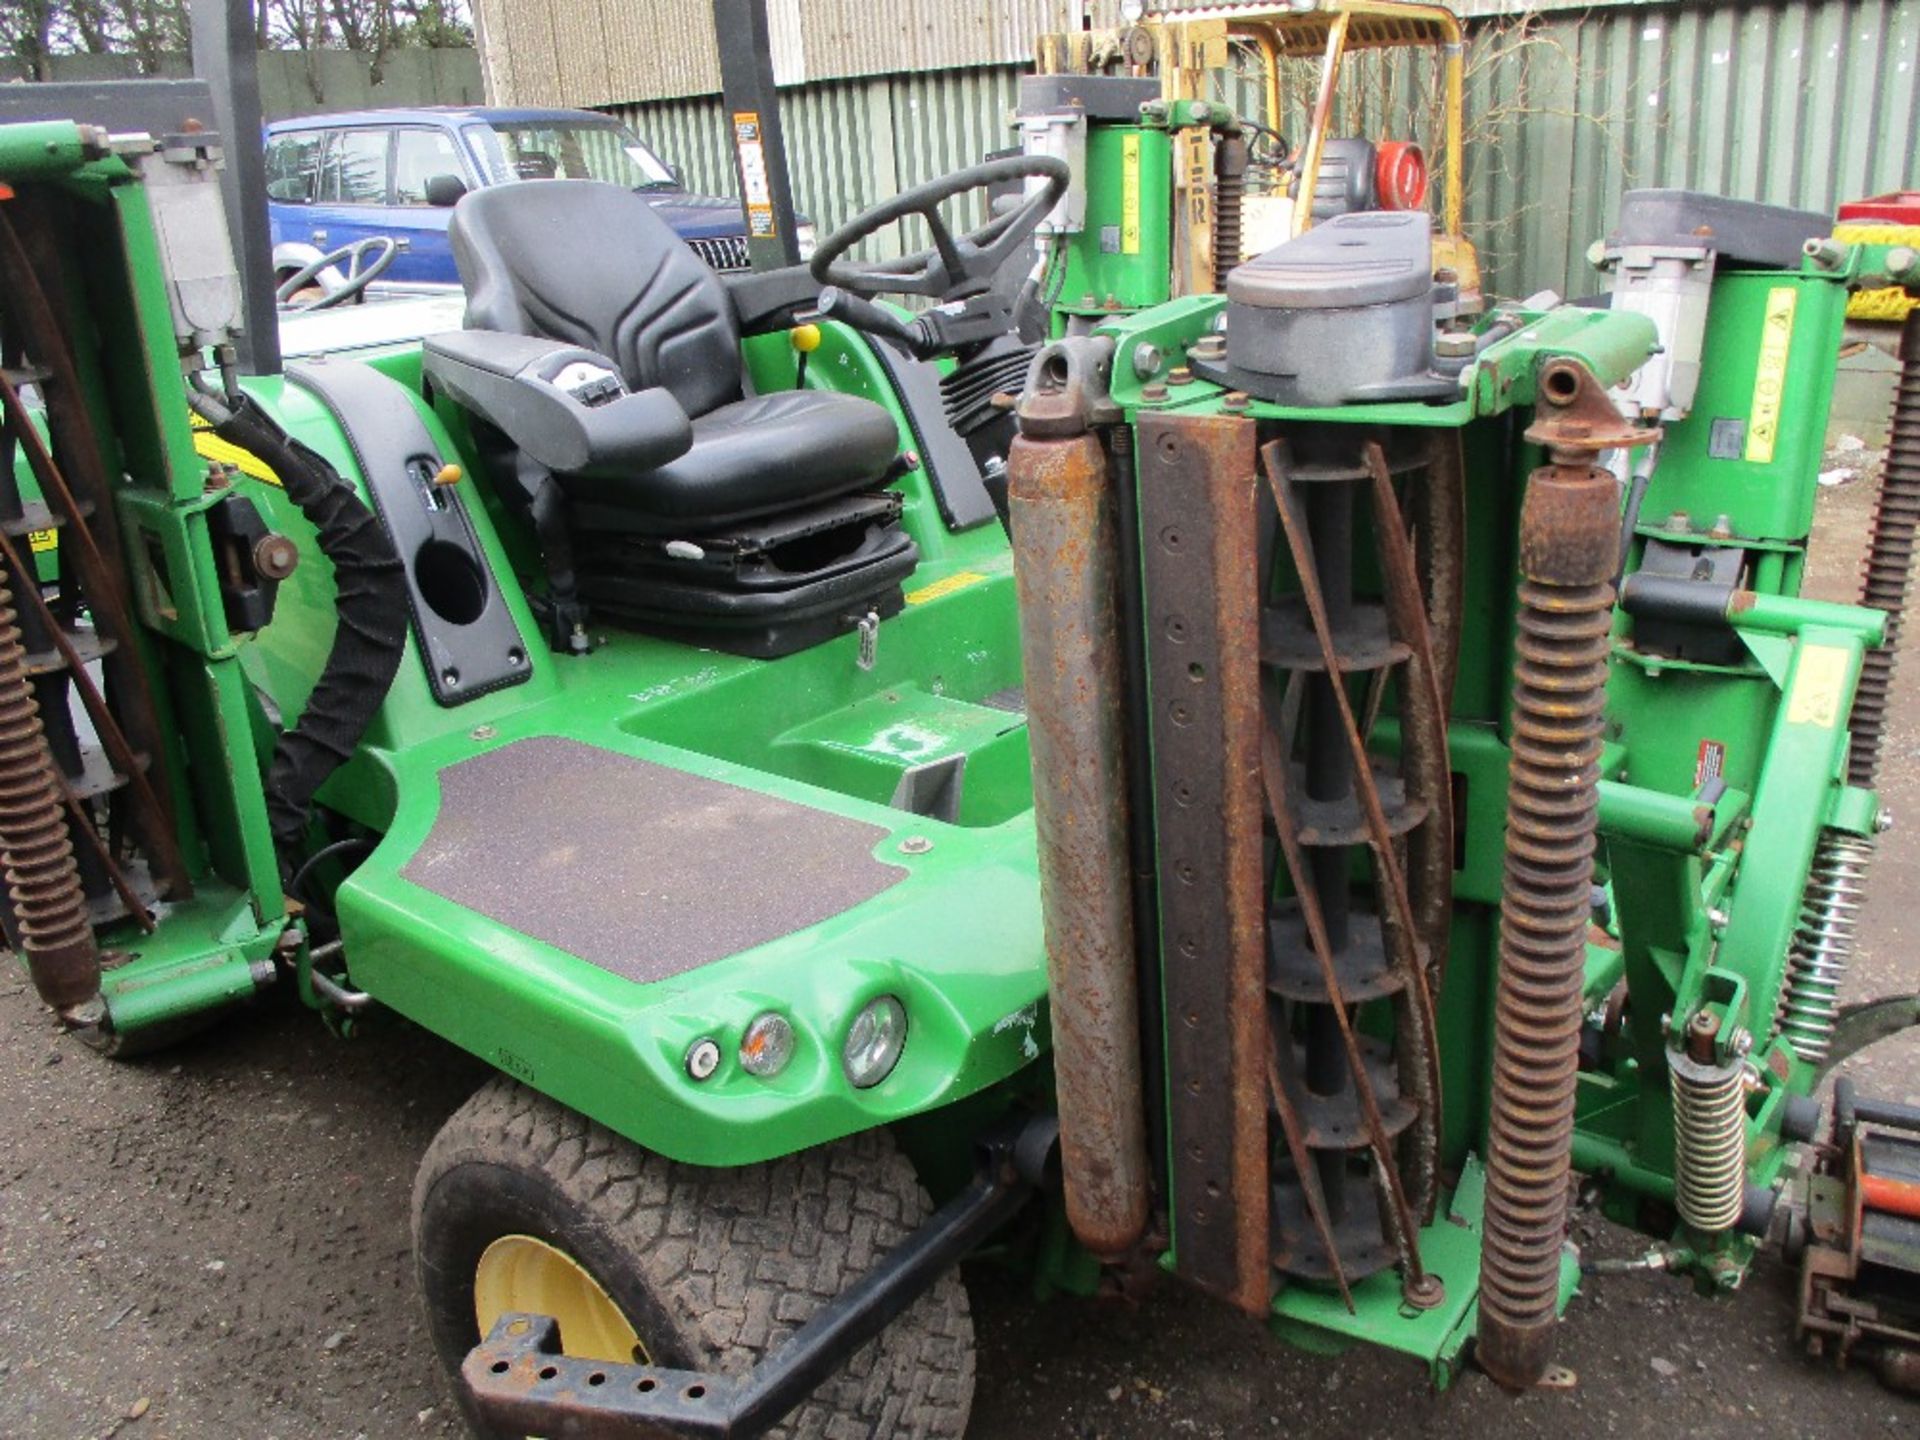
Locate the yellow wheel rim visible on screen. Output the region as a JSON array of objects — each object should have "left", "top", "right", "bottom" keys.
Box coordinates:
[{"left": 474, "top": 1234, "right": 649, "bottom": 1366}]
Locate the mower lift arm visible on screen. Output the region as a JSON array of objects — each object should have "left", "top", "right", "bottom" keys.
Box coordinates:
[{"left": 461, "top": 1116, "right": 1057, "bottom": 1439}]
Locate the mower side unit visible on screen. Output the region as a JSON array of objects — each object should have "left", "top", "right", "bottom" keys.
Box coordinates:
[
  {"left": 0, "top": 123, "right": 290, "bottom": 1050},
  {"left": 1009, "top": 188, "right": 1920, "bottom": 1386}
]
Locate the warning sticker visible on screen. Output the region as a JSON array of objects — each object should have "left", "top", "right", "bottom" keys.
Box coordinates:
[
  {"left": 905, "top": 569, "right": 988, "bottom": 606},
  {"left": 1120, "top": 133, "right": 1141, "bottom": 255},
  {"left": 26, "top": 528, "right": 55, "bottom": 553},
  {"left": 1785, "top": 643, "right": 1849, "bottom": 728},
  {"left": 1693, "top": 738, "right": 1725, "bottom": 789},
  {"left": 189, "top": 413, "right": 281, "bottom": 487},
  {"left": 732, "top": 112, "right": 777, "bottom": 239},
  {"left": 1743, "top": 286, "right": 1797, "bottom": 464}
]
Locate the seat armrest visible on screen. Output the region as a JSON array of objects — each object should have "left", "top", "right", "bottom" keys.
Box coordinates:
[
  {"left": 724, "top": 265, "right": 826, "bottom": 337},
  {"left": 422, "top": 330, "right": 691, "bottom": 478}
]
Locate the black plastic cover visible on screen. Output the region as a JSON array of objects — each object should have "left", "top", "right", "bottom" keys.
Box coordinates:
[
  {"left": 1017, "top": 74, "right": 1159, "bottom": 122},
  {"left": 1608, "top": 188, "right": 1829, "bottom": 269},
  {"left": 1227, "top": 210, "right": 1434, "bottom": 310},
  {"left": 289, "top": 360, "right": 532, "bottom": 707}
]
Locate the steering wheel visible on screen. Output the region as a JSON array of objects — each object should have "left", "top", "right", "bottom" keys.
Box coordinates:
[
  {"left": 809, "top": 155, "right": 1069, "bottom": 302},
  {"left": 276, "top": 236, "right": 399, "bottom": 312}
]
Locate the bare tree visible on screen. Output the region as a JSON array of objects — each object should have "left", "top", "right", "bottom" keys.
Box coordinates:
[
  {"left": 0, "top": 1, "right": 64, "bottom": 80},
  {"left": 2, "top": 0, "right": 471, "bottom": 81}
]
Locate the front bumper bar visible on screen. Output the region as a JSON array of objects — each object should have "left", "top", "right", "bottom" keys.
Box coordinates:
[{"left": 461, "top": 1116, "right": 1056, "bottom": 1439}]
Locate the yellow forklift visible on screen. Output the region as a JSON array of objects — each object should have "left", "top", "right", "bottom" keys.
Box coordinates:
[{"left": 1026, "top": 0, "right": 1479, "bottom": 327}]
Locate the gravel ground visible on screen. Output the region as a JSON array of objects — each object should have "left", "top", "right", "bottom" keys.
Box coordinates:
[{"left": 0, "top": 467, "right": 1916, "bottom": 1440}]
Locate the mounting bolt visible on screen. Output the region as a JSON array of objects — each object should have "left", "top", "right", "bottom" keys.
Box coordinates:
[
  {"left": 251, "top": 532, "right": 300, "bottom": 581},
  {"left": 1877, "top": 807, "right": 1895, "bottom": 833},
  {"left": 1133, "top": 344, "right": 1164, "bottom": 380},
  {"left": 1402, "top": 1272, "right": 1446, "bottom": 1310},
  {"left": 899, "top": 835, "right": 933, "bottom": 856},
  {"left": 1888, "top": 245, "right": 1917, "bottom": 278},
  {"left": 469, "top": 724, "right": 497, "bottom": 741},
  {"left": 1141, "top": 381, "right": 1169, "bottom": 403},
  {"left": 1221, "top": 391, "right": 1250, "bottom": 412},
  {"left": 1803, "top": 237, "right": 1846, "bottom": 269}
]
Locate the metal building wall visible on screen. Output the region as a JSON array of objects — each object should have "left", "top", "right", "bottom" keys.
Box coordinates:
[
  {"left": 604, "top": 1, "right": 1920, "bottom": 299},
  {"left": 473, "top": 0, "right": 1078, "bottom": 106}
]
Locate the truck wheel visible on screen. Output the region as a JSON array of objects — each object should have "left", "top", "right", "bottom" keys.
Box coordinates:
[{"left": 413, "top": 1077, "right": 976, "bottom": 1440}]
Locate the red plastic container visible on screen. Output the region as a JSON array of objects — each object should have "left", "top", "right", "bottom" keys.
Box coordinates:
[{"left": 1838, "top": 191, "right": 1920, "bottom": 225}]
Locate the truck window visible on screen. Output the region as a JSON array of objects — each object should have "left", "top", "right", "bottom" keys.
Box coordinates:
[
  {"left": 393, "top": 128, "right": 467, "bottom": 206},
  {"left": 316, "top": 128, "right": 392, "bottom": 206},
  {"left": 264, "top": 131, "right": 321, "bottom": 202}
]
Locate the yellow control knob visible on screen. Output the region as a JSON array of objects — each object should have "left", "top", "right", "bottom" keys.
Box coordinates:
[
  {"left": 433, "top": 463, "right": 463, "bottom": 487},
  {"left": 790, "top": 323, "right": 823, "bottom": 354}
]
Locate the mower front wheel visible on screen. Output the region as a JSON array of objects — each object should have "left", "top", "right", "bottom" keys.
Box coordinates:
[{"left": 412, "top": 1077, "right": 976, "bottom": 1439}]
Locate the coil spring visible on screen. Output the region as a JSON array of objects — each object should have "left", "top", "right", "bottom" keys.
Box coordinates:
[
  {"left": 0, "top": 563, "right": 98, "bottom": 1013},
  {"left": 1478, "top": 459, "right": 1617, "bottom": 1389},
  {"left": 1776, "top": 829, "right": 1873, "bottom": 1068},
  {"left": 1668, "top": 1048, "right": 1747, "bottom": 1233},
  {"left": 1212, "top": 133, "right": 1248, "bottom": 292},
  {"left": 1849, "top": 310, "right": 1920, "bottom": 788}
]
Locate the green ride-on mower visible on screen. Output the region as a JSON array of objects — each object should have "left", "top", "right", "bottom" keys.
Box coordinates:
[{"left": 5, "top": 52, "right": 1920, "bottom": 1440}]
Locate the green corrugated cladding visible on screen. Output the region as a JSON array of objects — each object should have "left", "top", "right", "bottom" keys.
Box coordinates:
[{"left": 608, "top": 0, "right": 1920, "bottom": 300}]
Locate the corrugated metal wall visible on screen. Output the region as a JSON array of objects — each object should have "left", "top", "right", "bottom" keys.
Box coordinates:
[
  {"left": 603, "top": 1, "right": 1920, "bottom": 299},
  {"left": 473, "top": 0, "right": 1077, "bottom": 106}
]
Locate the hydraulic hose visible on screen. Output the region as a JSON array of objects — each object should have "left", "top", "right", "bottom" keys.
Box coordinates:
[{"left": 191, "top": 391, "right": 407, "bottom": 867}]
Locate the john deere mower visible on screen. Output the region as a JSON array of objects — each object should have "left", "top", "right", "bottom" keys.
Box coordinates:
[{"left": 3, "top": 21, "right": 1920, "bottom": 1440}]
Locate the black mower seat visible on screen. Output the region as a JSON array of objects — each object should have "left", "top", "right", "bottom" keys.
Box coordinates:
[
  {"left": 447, "top": 179, "right": 899, "bottom": 530},
  {"left": 433, "top": 179, "right": 919, "bottom": 658},
  {"left": 561, "top": 388, "right": 899, "bottom": 524}
]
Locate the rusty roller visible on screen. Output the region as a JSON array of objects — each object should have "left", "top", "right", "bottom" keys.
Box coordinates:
[
  {"left": 0, "top": 559, "right": 99, "bottom": 1018},
  {"left": 1477, "top": 362, "right": 1654, "bottom": 1390},
  {"left": 1007, "top": 419, "right": 1150, "bottom": 1260},
  {"left": 1849, "top": 309, "right": 1920, "bottom": 788}
]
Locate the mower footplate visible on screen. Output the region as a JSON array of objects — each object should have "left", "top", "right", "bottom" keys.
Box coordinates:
[{"left": 401, "top": 734, "right": 905, "bottom": 983}]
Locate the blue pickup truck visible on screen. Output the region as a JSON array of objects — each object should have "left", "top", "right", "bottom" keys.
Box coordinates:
[{"left": 264, "top": 105, "right": 811, "bottom": 293}]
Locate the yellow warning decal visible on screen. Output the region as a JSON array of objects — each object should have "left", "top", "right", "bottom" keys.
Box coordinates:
[
  {"left": 905, "top": 570, "right": 988, "bottom": 606},
  {"left": 1785, "top": 644, "right": 1849, "bottom": 728},
  {"left": 1744, "top": 286, "right": 1797, "bottom": 465},
  {"left": 27, "top": 528, "right": 55, "bottom": 553},
  {"left": 189, "top": 413, "right": 281, "bottom": 488},
  {"left": 1121, "top": 134, "right": 1141, "bottom": 255}
]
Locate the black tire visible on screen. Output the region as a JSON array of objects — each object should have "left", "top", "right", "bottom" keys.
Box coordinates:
[{"left": 413, "top": 1077, "right": 976, "bottom": 1440}]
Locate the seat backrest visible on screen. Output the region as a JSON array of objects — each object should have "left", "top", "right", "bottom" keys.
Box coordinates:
[{"left": 450, "top": 179, "right": 741, "bottom": 419}]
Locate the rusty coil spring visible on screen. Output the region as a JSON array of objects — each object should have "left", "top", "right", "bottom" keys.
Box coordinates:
[
  {"left": 1849, "top": 310, "right": 1920, "bottom": 789},
  {"left": 1212, "top": 133, "right": 1248, "bottom": 293},
  {"left": 0, "top": 562, "right": 98, "bottom": 1015},
  {"left": 1477, "top": 464, "right": 1616, "bottom": 1391}
]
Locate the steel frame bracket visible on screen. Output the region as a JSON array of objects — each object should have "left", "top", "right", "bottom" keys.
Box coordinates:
[{"left": 460, "top": 1117, "right": 1054, "bottom": 1439}]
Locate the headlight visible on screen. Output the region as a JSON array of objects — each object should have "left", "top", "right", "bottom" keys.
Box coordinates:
[
  {"left": 740, "top": 1012, "right": 795, "bottom": 1078},
  {"left": 843, "top": 996, "right": 907, "bottom": 1089},
  {"left": 796, "top": 222, "right": 817, "bottom": 263}
]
